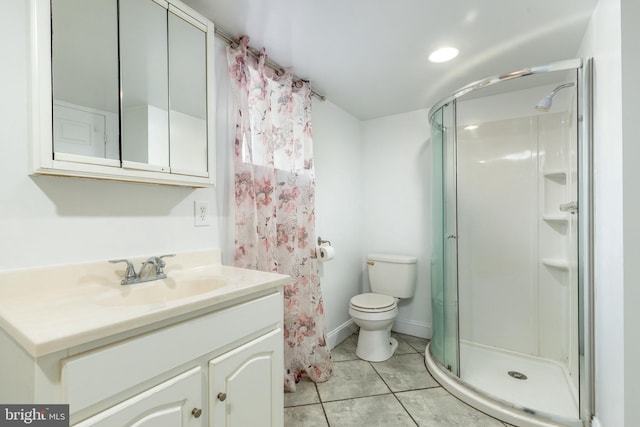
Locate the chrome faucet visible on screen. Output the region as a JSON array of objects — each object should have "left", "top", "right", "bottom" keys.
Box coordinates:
[{"left": 109, "top": 254, "right": 175, "bottom": 285}]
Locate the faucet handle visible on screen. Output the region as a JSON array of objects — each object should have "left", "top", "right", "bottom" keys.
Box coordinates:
[
  {"left": 157, "top": 254, "right": 175, "bottom": 268},
  {"left": 109, "top": 259, "right": 137, "bottom": 283},
  {"left": 146, "top": 254, "right": 175, "bottom": 265},
  {"left": 144, "top": 254, "right": 175, "bottom": 274}
]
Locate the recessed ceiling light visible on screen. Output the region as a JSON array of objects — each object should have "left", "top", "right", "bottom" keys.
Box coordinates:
[{"left": 429, "top": 47, "right": 459, "bottom": 63}]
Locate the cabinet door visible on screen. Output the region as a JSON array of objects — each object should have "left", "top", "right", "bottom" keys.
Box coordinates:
[
  {"left": 74, "top": 368, "right": 203, "bottom": 427},
  {"left": 210, "top": 329, "right": 284, "bottom": 427}
]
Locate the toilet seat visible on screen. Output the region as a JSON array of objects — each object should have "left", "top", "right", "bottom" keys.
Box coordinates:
[{"left": 350, "top": 293, "right": 397, "bottom": 313}]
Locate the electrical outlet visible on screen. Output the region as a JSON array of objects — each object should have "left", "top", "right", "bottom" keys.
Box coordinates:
[{"left": 194, "top": 200, "right": 210, "bottom": 227}]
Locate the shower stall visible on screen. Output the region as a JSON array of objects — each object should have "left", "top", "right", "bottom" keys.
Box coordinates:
[{"left": 426, "top": 59, "right": 592, "bottom": 427}]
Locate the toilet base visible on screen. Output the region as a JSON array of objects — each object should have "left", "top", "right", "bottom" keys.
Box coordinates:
[{"left": 355, "top": 330, "right": 399, "bottom": 362}]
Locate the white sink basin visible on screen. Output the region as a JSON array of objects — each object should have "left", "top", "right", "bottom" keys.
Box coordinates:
[
  {"left": 0, "top": 249, "right": 290, "bottom": 357},
  {"left": 99, "top": 276, "right": 228, "bottom": 306}
]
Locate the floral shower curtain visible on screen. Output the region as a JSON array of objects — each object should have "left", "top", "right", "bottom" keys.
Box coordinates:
[{"left": 226, "top": 37, "right": 332, "bottom": 392}]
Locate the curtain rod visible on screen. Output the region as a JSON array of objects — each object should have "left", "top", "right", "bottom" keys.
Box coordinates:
[{"left": 214, "top": 27, "right": 326, "bottom": 101}]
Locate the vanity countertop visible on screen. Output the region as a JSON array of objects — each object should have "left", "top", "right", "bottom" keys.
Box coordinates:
[{"left": 0, "top": 250, "right": 289, "bottom": 357}]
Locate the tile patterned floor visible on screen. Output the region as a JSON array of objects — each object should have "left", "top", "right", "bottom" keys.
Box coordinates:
[{"left": 284, "top": 332, "right": 513, "bottom": 427}]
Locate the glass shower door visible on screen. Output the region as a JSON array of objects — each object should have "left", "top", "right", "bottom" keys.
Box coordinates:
[{"left": 430, "top": 102, "right": 459, "bottom": 375}]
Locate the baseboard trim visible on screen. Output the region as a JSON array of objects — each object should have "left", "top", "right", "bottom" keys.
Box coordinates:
[
  {"left": 327, "top": 319, "right": 357, "bottom": 349},
  {"left": 392, "top": 318, "right": 432, "bottom": 339}
]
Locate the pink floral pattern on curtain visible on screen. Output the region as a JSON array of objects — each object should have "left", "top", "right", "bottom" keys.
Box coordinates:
[{"left": 227, "top": 37, "right": 332, "bottom": 392}]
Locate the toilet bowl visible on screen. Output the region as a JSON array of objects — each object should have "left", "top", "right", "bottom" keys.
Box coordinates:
[
  {"left": 349, "top": 254, "right": 417, "bottom": 362},
  {"left": 349, "top": 293, "right": 399, "bottom": 361}
]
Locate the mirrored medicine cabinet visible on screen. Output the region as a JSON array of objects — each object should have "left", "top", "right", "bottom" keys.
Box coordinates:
[{"left": 29, "top": 0, "right": 215, "bottom": 187}]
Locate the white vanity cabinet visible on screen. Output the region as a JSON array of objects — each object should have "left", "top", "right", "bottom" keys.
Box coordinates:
[{"left": 0, "top": 288, "right": 284, "bottom": 427}]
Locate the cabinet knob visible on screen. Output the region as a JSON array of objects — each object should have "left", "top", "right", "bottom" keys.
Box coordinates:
[
  {"left": 191, "top": 408, "right": 202, "bottom": 418},
  {"left": 217, "top": 392, "right": 227, "bottom": 402}
]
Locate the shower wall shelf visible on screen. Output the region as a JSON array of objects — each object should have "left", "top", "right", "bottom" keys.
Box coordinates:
[
  {"left": 543, "top": 214, "right": 570, "bottom": 223},
  {"left": 541, "top": 258, "right": 570, "bottom": 270},
  {"left": 543, "top": 169, "right": 568, "bottom": 181}
]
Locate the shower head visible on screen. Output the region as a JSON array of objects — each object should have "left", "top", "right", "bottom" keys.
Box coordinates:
[
  {"left": 535, "top": 95, "right": 554, "bottom": 112},
  {"left": 535, "top": 82, "right": 575, "bottom": 112}
]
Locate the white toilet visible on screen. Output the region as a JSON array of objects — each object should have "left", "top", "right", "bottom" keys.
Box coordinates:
[{"left": 349, "top": 253, "right": 417, "bottom": 362}]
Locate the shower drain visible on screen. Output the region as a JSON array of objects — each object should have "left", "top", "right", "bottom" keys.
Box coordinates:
[{"left": 507, "top": 370, "right": 528, "bottom": 380}]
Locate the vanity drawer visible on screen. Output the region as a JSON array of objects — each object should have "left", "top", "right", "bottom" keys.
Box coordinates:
[{"left": 61, "top": 291, "right": 282, "bottom": 413}]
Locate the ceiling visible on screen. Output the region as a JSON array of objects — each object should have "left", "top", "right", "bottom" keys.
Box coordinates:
[{"left": 183, "top": 0, "right": 599, "bottom": 120}]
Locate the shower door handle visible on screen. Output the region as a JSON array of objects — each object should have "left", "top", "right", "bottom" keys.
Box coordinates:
[
  {"left": 446, "top": 234, "right": 457, "bottom": 239},
  {"left": 559, "top": 201, "right": 578, "bottom": 214}
]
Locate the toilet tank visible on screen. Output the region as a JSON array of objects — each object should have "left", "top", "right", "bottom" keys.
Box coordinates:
[{"left": 367, "top": 253, "right": 417, "bottom": 298}]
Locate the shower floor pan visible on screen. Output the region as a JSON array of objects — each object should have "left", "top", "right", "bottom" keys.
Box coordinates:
[
  {"left": 426, "top": 341, "right": 581, "bottom": 427},
  {"left": 460, "top": 341, "right": 579, "bottom": 420}
]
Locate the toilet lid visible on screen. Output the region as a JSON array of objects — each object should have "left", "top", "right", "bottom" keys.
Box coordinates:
[{"left": 350, "top": 293, "right": 396, "bottom": 312}]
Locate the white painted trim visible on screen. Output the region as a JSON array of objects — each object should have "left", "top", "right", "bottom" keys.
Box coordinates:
[
  {"left": 392, "top": 318, "right": 432, "bottom": 339},
  {"left": 169, "top": 4, "right": 207, "bottom": 31},
  {"left": 327, "top": 319, "right": 357, "bottom": 350}
]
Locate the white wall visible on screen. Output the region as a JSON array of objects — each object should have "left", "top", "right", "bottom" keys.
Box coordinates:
[
  {"left": 312, "top": 100, "right": 364, "bottom": 347},
  {"left": 620, "top": 0, "right": 640, "bottom": 425},
  {"left": 0, "top": 1, "right": 221, "bottom": 271},
  {"left": 361, "top": 110, "right": 432, "bottom": 338},
  {"left": 579, "top": 1, "right": 640, "bottom": 425},
  {"left": 578, "top": 0, "right": 625, "bottom": 425}
]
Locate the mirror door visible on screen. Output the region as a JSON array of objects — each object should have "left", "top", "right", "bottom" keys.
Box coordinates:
[
  {"left": 168, "top": 11, "right": 208, "bottom": 176},
  {"left": 120, "top": 0, "right": 170, "bottom": 171},
  {"left": 51, "top": 0, "right": 120, "bottom": 163}
]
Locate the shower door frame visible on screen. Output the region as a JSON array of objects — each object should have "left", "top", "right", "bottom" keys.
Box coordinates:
[
  {"left": 430, "top": 100, "right": 461, "bottom": 377},
  {"left": 427, "top": 58, "right": 594, "bottom": 427}
]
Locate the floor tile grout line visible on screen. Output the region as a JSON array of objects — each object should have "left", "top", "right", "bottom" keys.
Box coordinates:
[
  {"left": 391, "top": 388, "right": 419, "bottom": 427},
  {"left": 320, "top": 391, "right": 399, "bottom": 404},
  {"left": 386, "top": 342, "right": 440, "bottom": 427},
  {"left": 284, "top": 402, "right": 323, "bottom": 408},
  {"left": 367, "top": 359, "right": 394, "bottom": 396},
  {"left": 393, "top": 384, "right": 444, "bottom": 394},
  {"left": 314, "top": 381, "right": 333, "bottom": 427}
]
